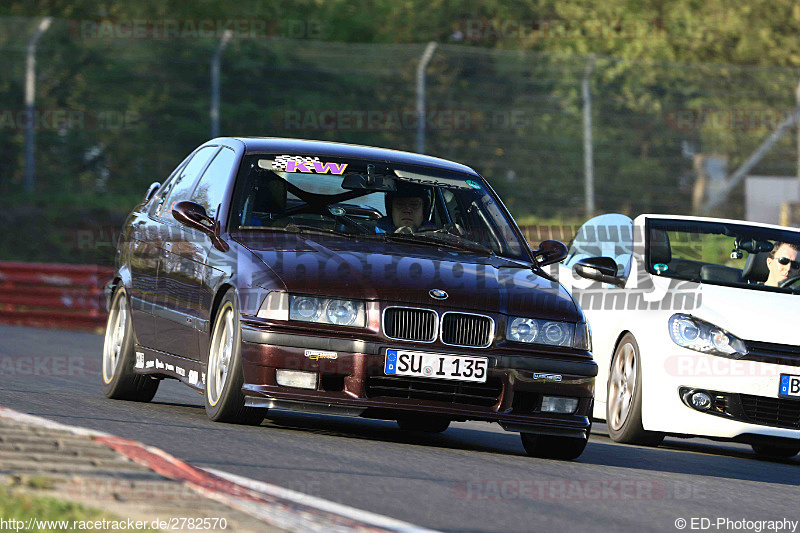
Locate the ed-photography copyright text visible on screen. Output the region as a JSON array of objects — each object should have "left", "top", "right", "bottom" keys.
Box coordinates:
[{"left": 674, "top": 517, "right": 798, "bottom": 532}]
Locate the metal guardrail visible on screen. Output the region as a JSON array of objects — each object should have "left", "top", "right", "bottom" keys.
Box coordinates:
[{"left": 0, "top": 261, "right": 114, "bottom": 331}]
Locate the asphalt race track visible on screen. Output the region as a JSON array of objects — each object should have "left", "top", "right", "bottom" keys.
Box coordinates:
[{"left": 1, "top": 325, "right": 797, "bottom": 533}]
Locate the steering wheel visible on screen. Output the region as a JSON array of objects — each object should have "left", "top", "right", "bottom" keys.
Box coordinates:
[
  {"left": 325, "top": 210, "right": 369, "bottom": 233},
  {"left": 778, "top": 274, "right": 800, "bottom": 289},
  {"left": 415, "top": 223, "right": 467, "bottom": 238},
  {"left": 271, "top": 207, "right": 369, "bottom": 234},
  {"left": 257, "top": 213, "right": 297, "bottom": 227}
]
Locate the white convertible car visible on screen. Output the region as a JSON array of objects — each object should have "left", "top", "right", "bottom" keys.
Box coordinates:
[{"left": 556, "top": 214, "right": 800, "bottom": 458}]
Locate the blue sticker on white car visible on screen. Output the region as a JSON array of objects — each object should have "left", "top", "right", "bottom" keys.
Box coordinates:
[{"left": 779, "top": 374, "right": 800, "bottom": 398}]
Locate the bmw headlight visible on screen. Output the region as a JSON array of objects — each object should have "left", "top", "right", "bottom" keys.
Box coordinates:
[
  {"left": 668, "top": 314, "right": 747, "bottom": 358},
  {"left": 326, "top": 299, "right": 361, "bottom": 326},
  {"left": 289, "top": 295, "right": 365, "bottom": 327},
  {"left": 506, "top": 317, "right": 575, "bottom": 347}
]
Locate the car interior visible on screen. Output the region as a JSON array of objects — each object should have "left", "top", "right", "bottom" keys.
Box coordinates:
[{"left": 647, "top": 227, "right": 779, "bottom": 287}]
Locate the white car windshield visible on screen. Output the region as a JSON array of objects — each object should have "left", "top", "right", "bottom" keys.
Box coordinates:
[{"left": 647, "top": 218, "right": 800, "bottom": 293}]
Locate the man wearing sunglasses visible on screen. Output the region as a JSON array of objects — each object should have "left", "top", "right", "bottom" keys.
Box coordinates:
[{"left": 765, "top": 241, "right": 800, "bottom": 287}]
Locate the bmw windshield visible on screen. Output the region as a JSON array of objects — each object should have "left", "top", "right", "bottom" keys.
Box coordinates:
[{"left": 229, "top": 154, "right": 528, "bottom": 260}]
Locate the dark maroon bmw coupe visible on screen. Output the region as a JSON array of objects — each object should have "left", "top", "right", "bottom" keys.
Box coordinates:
[{"left": 102, "top": 137, "right": 597, "bottom": 459}]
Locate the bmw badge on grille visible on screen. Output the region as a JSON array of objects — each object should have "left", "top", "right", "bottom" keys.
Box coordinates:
[{"left": 429, "top": 289, "right": 448, "bottom": 300}]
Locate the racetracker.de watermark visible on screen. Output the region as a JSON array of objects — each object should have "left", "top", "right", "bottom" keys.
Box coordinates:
[
  {"left": 0, "top": 355, "right": 98, "bottom": 377},
  {"left": 272, "top": 109, "right": 531, "bottom": 131},
  {"left": 458, "top": 17, "right": 713, "bottom": 42},
  {"left": 0, "top": 109, "right": 140, "bottom": 131},
  {"left": 72, "top": 18, "right": 326, "bottom": 40},
  {"left": 665, "top": 109, "right": 799, "bottom": 132},
  {"left": 663, "top": 355, "right": 787, "bottom": 378},
  {"left": 455, "top": 478, "right": 704, "bottom": 501}
]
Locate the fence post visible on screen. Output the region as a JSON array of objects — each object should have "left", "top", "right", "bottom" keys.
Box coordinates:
[
  {"left": 797, "top": 78, "right": 800, "bottom": 186},
  {"left": 582, "top": 55, "right": 596, "bottom": 219},
  {"left": 24, "top": 17, "right": 53, "bottom": 194},
  {"left": 416, "top": 42, "right": 438, "bottom": 154},
  {"left": 210, "top": 30, "right": 233, "bottom": 139}
]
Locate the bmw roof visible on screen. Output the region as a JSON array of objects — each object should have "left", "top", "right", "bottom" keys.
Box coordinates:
[{"left": 213, "top": 137, "right": 481, "bottom": 177}]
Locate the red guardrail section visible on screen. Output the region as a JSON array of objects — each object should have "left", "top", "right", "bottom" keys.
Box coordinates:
[{"left": 0, "top": 261, "right": 114, "bottom": 331}]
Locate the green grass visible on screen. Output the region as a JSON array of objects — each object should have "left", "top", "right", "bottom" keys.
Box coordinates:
[{"left": 0, "top": 485, "right": 158, "bottom": 532}]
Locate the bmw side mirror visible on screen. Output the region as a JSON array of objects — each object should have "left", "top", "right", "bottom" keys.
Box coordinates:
[
  {"left": 533, "top": 240, "right": 568, "bottom": 266},
  {"left": 173, "top": 201, "right": 214, "bottom": 231},
  {"left": 172, "top": 201, "right": 229, "bottom": 252},
  {"left": 574, "top": 256, "right": 625, "bottom": 287}
]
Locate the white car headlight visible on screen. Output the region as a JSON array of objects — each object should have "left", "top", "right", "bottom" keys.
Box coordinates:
[
  {"left": 289, "top": 295, "right": 366, "bottom": 327},
  {"left": 506, "top": 317, "right": 575, "bottom": 347},
  {"left": 668, "top": 314, "right": 747, "bottom": 358}
]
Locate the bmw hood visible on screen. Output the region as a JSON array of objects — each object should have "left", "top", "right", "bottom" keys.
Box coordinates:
[{"left": 235, "top": 233, "right": 580, "bottom": 322}]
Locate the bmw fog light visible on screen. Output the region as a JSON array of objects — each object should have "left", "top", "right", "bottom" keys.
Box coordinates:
[
  {"left": 275, "top": 370, "right": 318, "bottom": 390},
  {"left": 541, "top": 396, "right": 579, "bottom": 414}
]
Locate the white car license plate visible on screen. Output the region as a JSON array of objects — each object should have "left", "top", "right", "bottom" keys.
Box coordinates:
[
  {"left": 384, "top": 349, "right": 487, "bottom": 383},
  {"left": 779, "top": 374, "right": 800, "bottom": 399}
]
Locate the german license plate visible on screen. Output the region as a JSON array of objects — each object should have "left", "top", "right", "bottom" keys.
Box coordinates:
[
  {"left": 384, "top": 349, "right": 487, "bottom": 383},
  {"left": 779, "top": 374, "right": 800, "bottom": 399}
]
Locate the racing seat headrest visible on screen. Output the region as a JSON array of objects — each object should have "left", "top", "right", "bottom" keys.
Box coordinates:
[
  {"left": 648, "top": 228, "right": 672, "bottom": 265},
  {"left": 742, "top": 251, "right": 770, "bottom": 283}
]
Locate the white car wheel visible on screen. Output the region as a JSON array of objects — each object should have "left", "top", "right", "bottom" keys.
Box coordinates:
[{"left": 606, "top": 333, "right": 663, "bottom": 446}]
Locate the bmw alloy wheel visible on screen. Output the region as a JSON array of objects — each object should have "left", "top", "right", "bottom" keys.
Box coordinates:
[
  {"left": 102, "top": 290, "right": 128, "bottom": 384},
  {"left": 207, "top": 303, "right": 234, "bottom": 406}
]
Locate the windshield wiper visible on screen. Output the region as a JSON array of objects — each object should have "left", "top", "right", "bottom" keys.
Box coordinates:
[
  {"left": 382, "top": 232, "right": 493, "bottom": 256},
  {"left": 239, "top": 224, "right": 353, "bottom": 238}
]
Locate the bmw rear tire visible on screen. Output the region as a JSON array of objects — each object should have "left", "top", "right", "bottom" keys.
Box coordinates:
[{"left": 101, "top": 286, "right": 159, "bottom": 402}]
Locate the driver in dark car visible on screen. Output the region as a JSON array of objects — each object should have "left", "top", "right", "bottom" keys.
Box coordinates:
[
  {"left": 376, "top": 182, "right": 434, "bottom": 233},
  {"left": 765, "top": 241, "right": 800, "bottom": 287}
]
